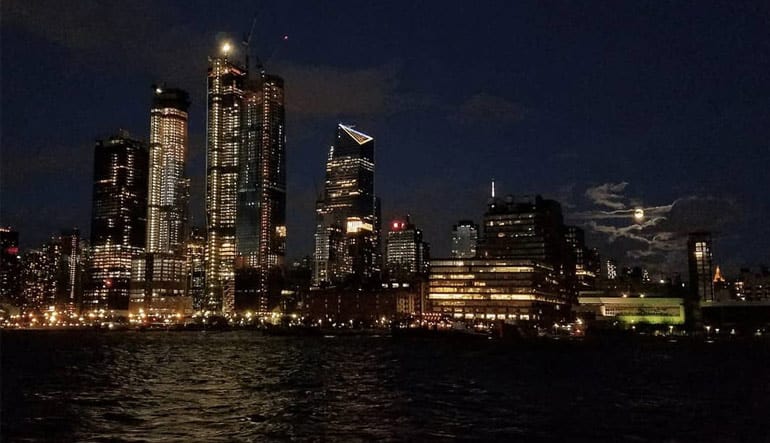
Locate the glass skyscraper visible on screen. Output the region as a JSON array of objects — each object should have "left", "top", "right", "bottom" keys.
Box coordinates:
[
  {"left": 205, "top": 51, "right": 246, "bottom": 313},
  {"left": 85, "top": 131, "right": 148, "bottom": 312},
  {"left": 451, "top": 220, "right": 478, "bottom": 259},
  {"left": 146, "top": 87, "right": 190, "bottom": 254},
  {"left": 688, "top": 232, "right": 714, "bottom": 302},
  {"left": 313, "top": 124, "right": 380, "bottom": 287},
  {"left": 236, "top": 73, "right": 287, "bottom": 313}
]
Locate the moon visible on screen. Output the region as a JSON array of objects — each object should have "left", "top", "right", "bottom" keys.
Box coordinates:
[{"left": 634, "top": 208, "right": 644, "bottom": 222}]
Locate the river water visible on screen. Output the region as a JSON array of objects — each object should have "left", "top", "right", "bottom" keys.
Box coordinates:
[{"left": 2, "top": 330, "right": 769, "bottom": 442}]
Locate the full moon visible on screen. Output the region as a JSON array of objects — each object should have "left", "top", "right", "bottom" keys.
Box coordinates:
[{"left": 634, "top": 208, "right": 644, "bottom": 221}]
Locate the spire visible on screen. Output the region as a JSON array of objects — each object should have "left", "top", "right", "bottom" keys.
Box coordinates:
[
  {"left": 713, "top": 265, "right": 725, "bottom": 283},
  {"left": 338, "top": 124, "right": 373, "bottom": 145},
  {"left": 491, "top": 178, "right": 496, "bottom": 198}
]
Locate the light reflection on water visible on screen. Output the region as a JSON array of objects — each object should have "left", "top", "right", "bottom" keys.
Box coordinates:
[{"left": 3, "top": 330, "right": 769, "bottom": 442}]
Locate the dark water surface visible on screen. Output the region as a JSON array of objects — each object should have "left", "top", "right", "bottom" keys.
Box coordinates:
[{"left": 2, "top": 330, "right": 769, "bottom": 442}]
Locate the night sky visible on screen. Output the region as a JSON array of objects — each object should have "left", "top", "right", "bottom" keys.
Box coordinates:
[{"left": 2, "top": 1, "right": 769, "bottom": 276}]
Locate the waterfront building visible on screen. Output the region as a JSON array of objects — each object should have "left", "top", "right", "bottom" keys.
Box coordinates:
[
  {"left": 481, "top": 194, "right": 574, "bottom": 299},
  {"left": 20, "top": 242, "right": 60, "bottom": 311},
  {"left": 205, "top": 45, "right": 246, "bottom": 313},
  {"left": 451, "top": 220, "right": 478, "bottom": 259},
  {"left": 604, "top": 258, "right": 618, "bottom": 280},
  {"left": 428, "top": 259, "right": 565, "bottom": 321},
  {"left": 428, "top": 193, "right": 574, "bottom": 323},
  {"left": 0, "top": 227, "right": 21, "bottom": 305},
  {"left": 576, "top": 294, "right": 685, "bottom": 326},
  {"left": 56, "top": 229, "right": 83, "bottom": 312},
  {"left": 313, "top": 124, "right": 380, "bottom": 287},
  {"left": 236, "top": 72, "right": 287, "bottom": 313},
  {"left": 185, "top": 227, "right": 206, "bottom": 310},
  {"left": 84, "top": 131, "right": 148, "bottom": 313},
  {"left": 688, "top": 232, "right": 714, "bottom": 302},
  {"left": 565, "top": 226, "right": 598, "bottom": 290}
]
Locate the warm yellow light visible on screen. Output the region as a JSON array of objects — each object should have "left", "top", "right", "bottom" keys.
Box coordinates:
[
  {"left": 221, "top": 42, "right": 232, "bottom": 55},
  {"left": 634, "top": 208, "right": 644, "bottom": 222}
]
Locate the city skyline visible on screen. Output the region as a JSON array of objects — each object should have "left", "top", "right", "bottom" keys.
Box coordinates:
[{"left": 2, "top": 1, "right": 770, "bottom": 275}]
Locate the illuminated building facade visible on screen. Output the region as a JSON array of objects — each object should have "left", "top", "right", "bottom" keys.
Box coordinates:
[
  {"left": 481, "top": 194, "right": 574, "bottom": 299},
  {"left": 0, "top": 227, "right": 21, "bottom": 304},
  {"left": 604, "top": 258, "right": 618, "bottom": 280},
  {"left": 313, "top": 124, "right": 380, "bottom": 287},
  {"left": 428, "top": 259, "right": 565, "bottom": 321},
  {"left": 186, "top": 227, "right": 206, "bottom": 310},
  {"left": 146, "top": 87, "right": 190, "bottom": 254},
  {"left": 85, "top": 131, "right": 148, "bottom": 312},
  {"left": 236, "top": 73, "right": 287, "bottom": 312},
  {"left": 56, "top": 229, "right": 83, "bottom": 312},
  {"left": 451, "top": 220, "right": 478, "bottom": 259},
  {"left": 386, "top": 216, "right": 429, "bottom": 281},
  {"left": 20, "top": 242, "right": 60, "bottom": 310},
  {"left": 428, "top": 194, "right": 572, "bottom": 323},
  {"left": 565, "top": 226, "right": 599, "bottom": 290},
  {"left": 688, "top": 232, "right": 714, "bottom": 302},
  {"left": 205, "top": 51, "right": 246, "bottom": 313},
  {"left": 131, "top": 87, "right": 191, "bottom": 315}
]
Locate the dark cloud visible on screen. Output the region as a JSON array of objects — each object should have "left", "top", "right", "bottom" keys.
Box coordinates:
[
  {"left": 584, "top": 181, "right": 629, "bottom": 210},
  {"left": 451, "top": 93, "right": 528, "bottom": 124},
  {"left": 276, "top": 62, "right": 417, "bottom": 117}
]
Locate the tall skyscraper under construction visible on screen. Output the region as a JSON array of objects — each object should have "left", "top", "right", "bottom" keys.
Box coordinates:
[
  {"left": 236, "top": 72, "right": 287, "bottom": 313},
  {"left": 313, "top": 124, "right": 380, "bottom": 287},
  {"left": 205, "top": 45, "right": 246, "bottom": 313},
  {"left": 205, "top": 41, "right": 287, "bottom": 313}
]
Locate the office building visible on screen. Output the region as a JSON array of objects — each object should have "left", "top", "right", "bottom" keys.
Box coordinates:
[
  {"left": 57, "top": 229, "right": 83, "bottom": 312},
  {"left": 386, "top": 216, "right": 429, "bottom": 281},
  {"left": 0, "top": 227, "right": 21, "bottom": 304},
  {"left": 85, "top": 131, "right": 148, "bottom": 313},
  {"left": 688, "top": 232, "right": 714, "bottom": 302},
  {"left": 186, "top": 227, "right": 206, "bottom": 310},
  {"left": 451, "top": 220, "right": 478, "bottom": 259},
  {"left": 428, "top": 193, "right": 573, "bottom": 324},
  {"left": 565, "top": 226, "right": 598, "bottom": 290},
  {"left": 313, "top": 124, "right": 380, "bottom": 287},
  {"left": 205, "top": 47, "right": 246, "bottom": 313},
  {"left": 429, "top": 259, "right": 565, "bottom": 321},
  {"left": 236, "top": 72, "right": 287, "bottom": 312}
]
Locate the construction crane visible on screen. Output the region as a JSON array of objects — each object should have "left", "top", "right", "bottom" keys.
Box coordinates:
[
  {"left": 242, "top": 12, "right": 288, "bottom": 75},
  {"left": 242, "top": 13, "right": 264, "bottom": 74}
]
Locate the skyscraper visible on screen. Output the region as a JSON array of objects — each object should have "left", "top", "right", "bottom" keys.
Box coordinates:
[
  {"left": 313, "top": 124, "right": 380, "bottom": 287},
  {"left": 205, "top": 47, "right": 246, "bottom": 313},
  {"left": 146, "top": 87, "right": 190, "bottom": 254},
  {"left": 130, "top": 87, "right": 192, "bottom": 316},
  {"left": 236, "top": 73, "right": 287, "bottom": 312},
  {"left": 186, "top": 227, "right": 206, "bottom": 310},
  {"left": 386, "top": 216, "right": 429, "bottom": 281},
  {"left": 0, "top": 227, "right": 21, "bottom": 305},
  {"left": 84, "top": 131, "right": 148, "bottom": 312},
  {"left": 451, "top": 220, "right": 478, "bottom": 258},
  {"left": 688, "top": 232, "right": 714, "bottom": 302},
  {"left": 57, "top": 229, "right": 83, "bottom": 312},
  {"left": 565, "top": 226, "right": 598, "bottom": 289}
]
